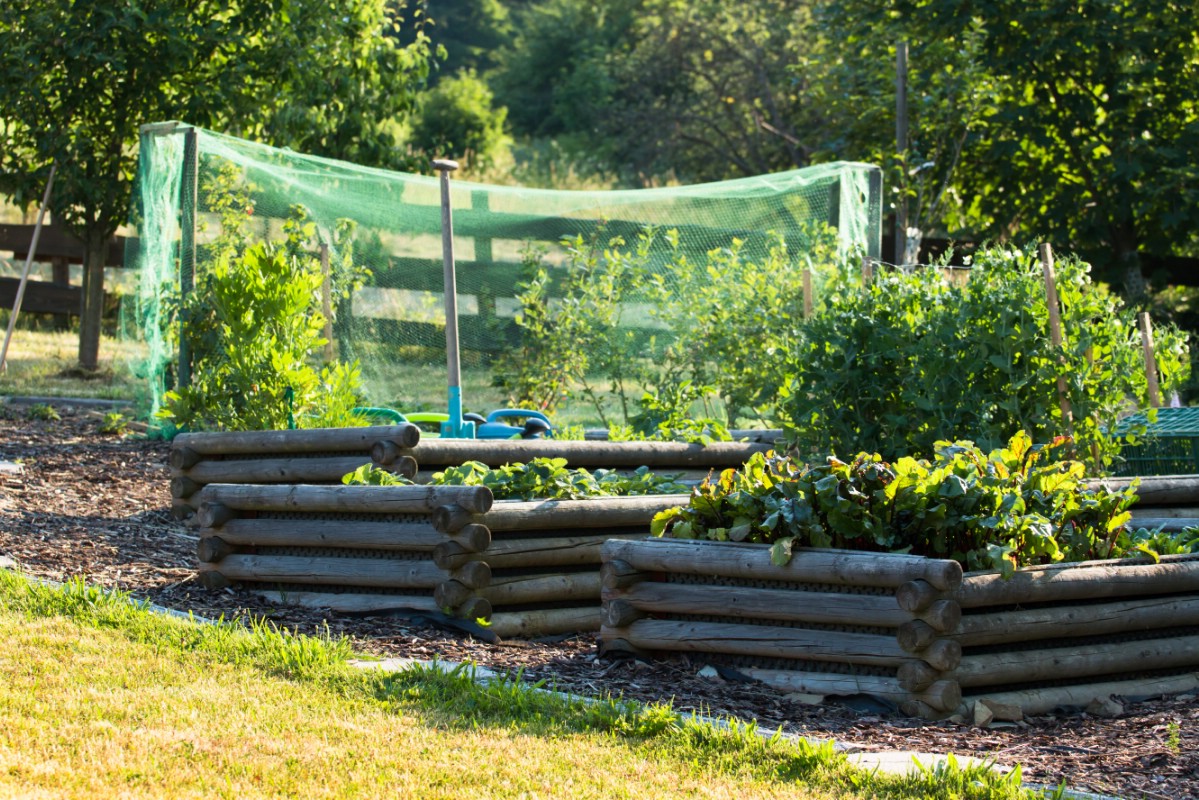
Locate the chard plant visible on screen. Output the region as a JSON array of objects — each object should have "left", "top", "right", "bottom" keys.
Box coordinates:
[{"left": 652, "top": 432, "right": 1154, "bottom": 574}]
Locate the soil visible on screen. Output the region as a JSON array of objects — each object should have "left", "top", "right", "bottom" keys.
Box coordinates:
[{"left": 0, "top": 404, "right": 1195, "bottom": 800}]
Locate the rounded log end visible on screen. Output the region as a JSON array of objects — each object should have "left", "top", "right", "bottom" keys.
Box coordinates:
[
  {"left": 453, "top": 560, "right": 491, "bottom": 590},
  {"left": 600, "top": 559, "right": 646, "bottom": 590},
  {"left": 897, "top": 620, "right": 940, "bottom": 653},
  {"left": 395, "top": 456, "right": 418, "bottom": 480},
  {"left": 433, "top": 504, "right": 467, "bottom": 534},
  {"left": 434, "top": 580, "right": 473, "bottom": 611},
  {"left": 170, "top": 475, "right": 201, "bottom": 500},
  {"left": 432, "top": 541, "right": 471, "bottom": 571},
  {"left": 169, "top": 446, "right": 201, "bottom": 471},
  {"left": 452, "top": 523, "right": 491, "bottom": 553},
  {"left": 197, "top": 570, "right": 232, "bottom": 591},
  {"left": 919, "top": 638, "right": 962, "bottom": 673},
  {"left": 197, "top": 501, "right": 235, "bottom": 530},
  {"left": 915, "top": 680, "right": 962, "bottom": 714},
  {"left": 466, "top": 486, "right": 494, "bottom": 515},
  {"left": 371, "top": 440, "right": 399, "bottom": 466},
  {"left": 397, "top": 423, "right": 421, "bottom": 449},
  {"left": 927, "top": 559, "right": 965, "bottom": 592},
  {"left": 924, "top": 599, "right": 962, "bottom": 634},
  {"left": 895, "top": 579, "right": 938, "bottom": 613},
  {"left": 897, "top": 659, "right": 942, "bottom": 693},
  {"left": 602, "top": 599, "right": 645, "bottom": 628},
  {"left": 196, "top": 536, "right": 232, "bottom": 564},
  {"left": 455, "top": 597, "right": 492, "bottom": 622}
]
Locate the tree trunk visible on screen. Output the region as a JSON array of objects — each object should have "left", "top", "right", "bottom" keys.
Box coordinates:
[
  {"left": 1113, "top": 222, "right": 1146, "bottom": 299},
  {"left": 77, "top": 230, "right": 107, "bottom": 371}
]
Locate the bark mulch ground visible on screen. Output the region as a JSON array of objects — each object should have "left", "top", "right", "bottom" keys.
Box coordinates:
[{"left": 0, "top": 405, "right": 1194, "bottom": 799}]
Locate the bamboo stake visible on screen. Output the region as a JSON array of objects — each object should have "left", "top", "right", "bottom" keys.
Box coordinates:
[
  {"left": 320, "top": 243, "right": 334, "bottom": 362},
  {"left": 1139, "top": 311, "right": 1161, "bottom": 408},
  {"left": 1039, "top": 243, "right": 1073, "bottom": 432},
  {"left": 2, "top": 164, "right": 57, "bottom": 372},
  {"left": 803, "top": 267, "right": 813, "bottom": 319}
]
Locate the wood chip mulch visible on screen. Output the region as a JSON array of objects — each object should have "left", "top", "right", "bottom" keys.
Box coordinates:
[{"left": 0, "top": 405, "right": 1194, "bottom": 799}]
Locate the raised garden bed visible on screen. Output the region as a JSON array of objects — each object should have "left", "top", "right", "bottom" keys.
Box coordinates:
[
  {"left": 194, "top": 483, "right": 683, "bottom": 638},
  {"left": 599, "top": 537, "right": 1199, "bottom": 720}
]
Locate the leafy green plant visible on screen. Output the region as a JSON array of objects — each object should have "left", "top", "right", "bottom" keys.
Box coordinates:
[
  {"left": 653, "top": 432, "right": 1141, "bottom": 574},
  {"left": 342, "top": 458, "right": 688, "bottom": 500},
  {"left": 26, "top": 403, "right": 59, "bottom": 421},
  {"left": 160, "top": 203, "right": 368, "bottom": 432},
  {"left": 781, "top": 246, "right": 1190, "bottom": 473},
  {"left": 96, "top": 411, "right": 129, "bottom": 435},
  {"left": 611, "top": 380, "right": 734, "bottom": 445}
]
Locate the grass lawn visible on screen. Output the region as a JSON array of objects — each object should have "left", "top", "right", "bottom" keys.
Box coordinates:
[{"left": 0, "top": 573, "right": 1047, "bottom": 800}]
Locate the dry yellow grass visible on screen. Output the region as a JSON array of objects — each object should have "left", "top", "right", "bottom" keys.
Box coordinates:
[{"left": 0, "top": 613, "right": 839, "bottom": 800}]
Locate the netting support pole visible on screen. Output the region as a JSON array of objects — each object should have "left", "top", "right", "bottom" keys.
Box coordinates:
[
  {"left": 0, "top": 163, "right": 57, "bottom": 372},
  {"left": 1039, "top": 243, "right": 1074, "bottom": 435},
  {"left": 434, "top": 159, "right": 474, "bottom": 439},
  {"left": 178, "top": 126, "right": 199, "bottom": 390},
  {"left": 867, "top": 168, "right": 883, "bottom": 261},
  {"left": 895, "top": 40, "right": 909, "bottom": 266},
  {"left": 1139, "top": 311, "right": 1161, "bottom": 409}
]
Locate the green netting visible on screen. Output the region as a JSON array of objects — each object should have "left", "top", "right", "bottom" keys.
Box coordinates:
[
  {"left": 121, "top": 122, "right": 881, "bottom": 425},
  {"left": 1113, "top": 407, "right": 1199, "bottom": 476}
]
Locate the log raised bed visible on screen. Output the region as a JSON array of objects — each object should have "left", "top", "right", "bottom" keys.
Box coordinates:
[
  {"left": 194, "top": 482, "right": 684, "bottom": 638},
  {"left": 599, "top": 537, "right": 1199, "bottom": 720},
  {"left": 169, "top": 425, "right": 423, "bottom": 520}
]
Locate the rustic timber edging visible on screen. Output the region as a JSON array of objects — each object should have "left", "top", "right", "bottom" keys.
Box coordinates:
[
  {"left": 599, "top": 538, "right": 1199, "bottom": 720},
  {"left": 193, "top": 483, "right": 685, "bottom": 639},
  {"left": 169, "top": 425, "right": 423, "bottom": 520}
]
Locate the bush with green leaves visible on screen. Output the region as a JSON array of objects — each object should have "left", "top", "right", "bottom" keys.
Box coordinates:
[
  {"left": 781, "top": 246, "right": 1190, "bottom": 472},
  {"left": 652, "top": 432, "right": 1156, "bottom": 574},
  {"left": 411, "top": 69, "right": 512, "bottom": 172},
  {"left": 160, "top": 207, "right": 367, "bottom": 432}
]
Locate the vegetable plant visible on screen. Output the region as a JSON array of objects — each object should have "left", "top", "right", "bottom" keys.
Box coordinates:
[{"left": 652, "top": 432, "right": 1150, "bottom": 574}]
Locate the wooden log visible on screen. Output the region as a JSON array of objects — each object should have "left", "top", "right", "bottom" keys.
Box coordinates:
[
  {"left": 454, "top": 561, "right": 491, "bottom": 591},
  {"left": 256, "top": 591, "right": 440, "bottom": 615},
  {"left": 953, "top": 634, "right": 1199, "bottom": 689},
  {"left": 197, "top": 502, "right": 236, "bottom": 529},
  {"left": 602, "top": 538, "right": 963, "bottom": 591},
  {"left": 455, "top": 596, "right": 492, "bottom": 621},
  {"left": 196, "top": 554, "right": 487, "bottom": 589},
  {"left": 488, "top": 607, "right": 601, "bottom": 638},
  {"left": 913, "top": 640, "right": 961, "bottom": 672},
  {"left": 171, "top": 500, "right": 196, "bottom": 521},
  {"left": 603, "top": 598, "right": 646, "bottom": 627},
  {"left": 449, "top": 523, "right": 491, "bottom": 553},
  {"left": 953, "top": 596, "right": 1199, "bottom": 647},
  {"left": 957, "top": 558, "right": 1199, "bottom": 608},
  {"left": 472, "top": 496, "right": 687, "bottom": 533},
  {"left": 600, "top": 559, "right": 647, "bottom": 590},
  {"left": 923, "top": 600, "right": 961, "bottom": 634},
  {"left": 173, "top": 424, "right": 420, "bottom": 455},
  {"left": 407, "top": 439, "right": 770, "bottom": 468},
  {"left": 895, "top": 579, "right": 942, "bottom": 612},
  {"left": 602, "top": 581, "right": 917, "bottom": 629},
  {"left": 1085, "top": 475, "right": 1199, "bottom": 506},
  {"left": 198, "top": 517, "right": 447, "bottom": 552},
  {"left": 898, "top": 660, "right": 943, "bottom": 693},
  {"left": 433, "top": 531, "right": 648, "bottom": 571},
  {"left": 598, "top": 636, "right": 652, "bottom": 659},
  {"left": 1130, "top": 506, "right": 1199, "bottom": 520},
  {"left": 898, "top": 699, "right": 951, "bottom": 721},
  {"left": 433, "top": 504, "right": 476, "bottom": 534},
  {"left": 482, "top": 572, "right": 603, "bottom": 606},
  {"left": 198, "top": 570, "right": 232, "bottom": 590},
  {"left": 896, "top": 620, "right": 940, "bottom": 653},
  {"left": 609, "top": 618, "right": 932, "bottom": 669},
  {"left": 197, "top": 536, "right": 233, "bottom": 563},
  {"left": 169, "top": 446, "right": 202, "bottom": 470},
  {"left": 1124, "top": 517, "right": 1199, "bottom": 532},
  {"left": 182, "top": 455, "right": 416, "bottom": 486},
  {"left": 371, "top": 440, "right": 406, "bottom": 466},
  {"left": 963, "top": 672, "right": 1199, "bottom": 718},
  {"left": 200, "top": 483, "right": 493, "bottom": 515},
  {"left": 434, "top": 580, "right": 473, "bottom": 610},
  {"left": 171, "top": 475, "right": 201, "bottom": 499}
]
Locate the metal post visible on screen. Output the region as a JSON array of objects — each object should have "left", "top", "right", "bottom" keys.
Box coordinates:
[
  {"left": 178, "top": 127, "right": 199, "bottom": 389},
  {"left": 434, "top": 159, "right": 474, "bottom": 439},
  {"left": 0, "top": 163, "right": 57, "bottom": 372}
]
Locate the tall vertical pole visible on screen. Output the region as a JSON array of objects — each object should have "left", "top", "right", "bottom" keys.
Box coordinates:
[
  {"left": 1040, "top": 243, "right": 1074, "bottom": 434},
  {"left": 434, "top": 159, "right": 473, "bottom": 438},
  {"left": 1139, "top": 311, "right": 1162, "bottom": 409},
  {"left": 895, "top": 40, "right": 909, "bottom": 266},
  {"left": 0, "top": 163, "right": 57, "bottom": 372},
  {"left": 178, "top": 127, "right": 199, "bottom": 389}
]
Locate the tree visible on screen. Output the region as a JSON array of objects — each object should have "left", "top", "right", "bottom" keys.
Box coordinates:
[
  {"left": 411, "top": 70, "right": 512, "bottom": 171},
  {"left": 813, "top": 0, "right": 1199, "bottom": 291},
  {"left": 0, "top": 0, "right": 433, "bottom": 371}
]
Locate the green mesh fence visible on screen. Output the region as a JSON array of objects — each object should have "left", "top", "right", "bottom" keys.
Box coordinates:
[{"left": 122, "top": 122, "right": 881, "bottom": 426}]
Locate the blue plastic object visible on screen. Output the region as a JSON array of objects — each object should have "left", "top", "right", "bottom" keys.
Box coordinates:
[{"left": 475, "top": 408, "right": 554, "bottom": 440}]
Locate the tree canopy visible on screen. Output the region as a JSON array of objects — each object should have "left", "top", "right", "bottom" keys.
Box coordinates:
[{"left": 0, "top": 0, "right": 433, "bottom": 369}]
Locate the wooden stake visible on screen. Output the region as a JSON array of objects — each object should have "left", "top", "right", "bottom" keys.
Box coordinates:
[
  {"left": 1139, "top": 311, "right": 1162, "bottom": 408},
  {"left": 802, "top": 267, "right": 813, "bottom": 319},
  {"left": 320, "top": 243, "right": 334, "bottom": 362},
  {"left": 1, "top": 163, "right": 57, "bottom": 372},
  {"left": 1039, "top": 243, "right": 1073, "bottom": 432}
]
